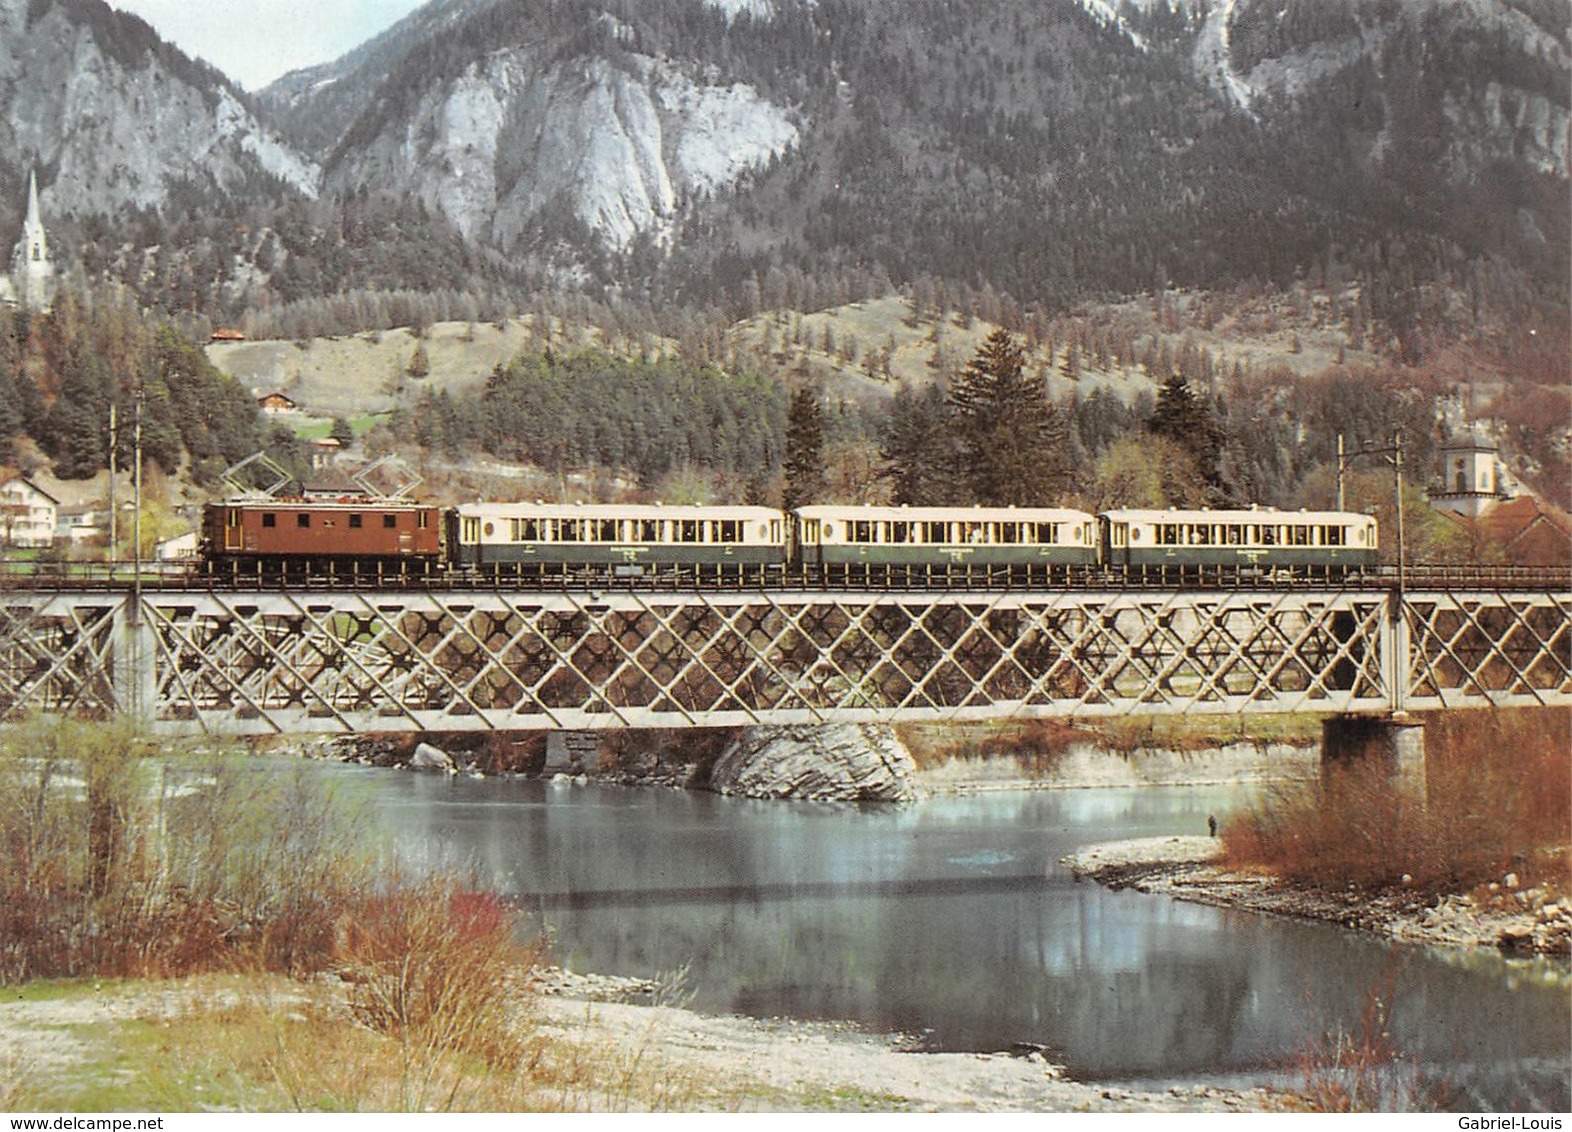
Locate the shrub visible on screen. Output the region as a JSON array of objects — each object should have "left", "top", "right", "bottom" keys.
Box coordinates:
[
  {"left": 0, "top": 720, "right": 375, "bottom": 983},
  {"left": 1223, "top": 708, "right": 1570, "bottom": 892},
  {"left": 338, "top": 874, "right": 544, "bottom": 1110}
]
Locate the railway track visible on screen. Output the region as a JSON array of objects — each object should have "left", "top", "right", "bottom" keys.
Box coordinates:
[{"left": 2, "top": 562, "right": 1567, "bottom": 594}]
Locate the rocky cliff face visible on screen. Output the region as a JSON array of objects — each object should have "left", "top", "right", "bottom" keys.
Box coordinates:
[
  {"left": 708, "top": 724, "right": 921, "bottom": 803},
  {"left": 0, "top": 0, "right": 318, "bottom": 217},
  {"left": 325, "top": 47, "right": 796, "bottom": 252}
]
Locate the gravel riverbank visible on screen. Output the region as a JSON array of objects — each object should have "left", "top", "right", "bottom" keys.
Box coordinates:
[{"left": 1062, "top": 836, "right": 1572, "bottom": 958}]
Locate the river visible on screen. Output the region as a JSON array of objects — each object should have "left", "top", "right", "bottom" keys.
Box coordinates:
[{"left": 304, "top": 761, "right": 1570, "bottom": 1110}]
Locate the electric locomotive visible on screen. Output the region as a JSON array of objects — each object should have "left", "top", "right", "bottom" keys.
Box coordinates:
[{"left": 201, "top": 496, "right": 443, "bottom": 578}]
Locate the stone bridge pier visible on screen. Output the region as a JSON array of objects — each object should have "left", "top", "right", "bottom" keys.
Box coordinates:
[{"left": 1321, "top": 714, "right": 1428, "bottom": 800}]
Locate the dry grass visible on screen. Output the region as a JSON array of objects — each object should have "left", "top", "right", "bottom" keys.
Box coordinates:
[
  {"left": 1223, "top": 709, "right": 1570, "bottom": 894},
  {"left": 4, "top": 974, "right": 724, "bottom": 1112},
  {"left": 0, "top": 721, "right": 726, "bottom": 1112},
  {"left": 895, "top": 718, "right": 1087, "bottom": 774}
]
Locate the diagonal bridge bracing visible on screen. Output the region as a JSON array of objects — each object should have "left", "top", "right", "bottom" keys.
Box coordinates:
[{"left": 0, "top": 587, "right": 1567, "bottom": 735}]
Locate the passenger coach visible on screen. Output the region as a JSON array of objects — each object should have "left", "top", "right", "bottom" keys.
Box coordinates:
[
  {"left": 1099, "top": 508, "right": 1379, "bottom": 579},
  {"left": 449, "top": 503, "right": 787, "bottom": 579},
  {"left": 795, "top": 505, "right": 1100, "bottom": 581}
]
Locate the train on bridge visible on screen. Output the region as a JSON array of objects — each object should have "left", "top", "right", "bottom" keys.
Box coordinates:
[{"left": 198, "top": 497, "right": 1380, "bottom": 586}]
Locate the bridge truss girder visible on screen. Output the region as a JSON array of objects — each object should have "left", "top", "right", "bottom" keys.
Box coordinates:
[{"left": 0, "top": 588, "right": 1566, "bottom": 735}]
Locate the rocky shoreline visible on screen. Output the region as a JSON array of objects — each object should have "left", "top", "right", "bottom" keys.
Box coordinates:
[{"left": 1062, "top": 836, "right": 1572, "bottom": 959}]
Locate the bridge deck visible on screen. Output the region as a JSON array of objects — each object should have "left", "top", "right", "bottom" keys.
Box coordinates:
[{"left": 1, "top": 583, "right": 1566, "bottom": 734}]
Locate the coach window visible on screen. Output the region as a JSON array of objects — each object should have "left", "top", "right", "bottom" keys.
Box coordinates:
[
  {"left": 678, "top": 519, "right": 699, "bottom": 543},
  {"left": 261, "top": 513, "right": 276, "bottom": 528},
  {"left": 1159, "top": 524, "right": 1177, "bottom": 546},
  {"left": 1225, "top": 525, "right": 1241, "bottom": 545},
  {"left": 1324, "top": 525, "right": 1344, "bottom": 546},
  {"left": 560, "top": 520, "right": 581, "bottom": 542},
  {"left": 890, "top": 521, "right": 910, "bottom": 543},
  {"left": 349, "top": 514, "right": 363, "bottom": 529},
  {"left": 1289, "top": 526, "right": 1310, "bottom": 546},
  {"left": 1261, "top": 525, "right": 1278, "bottom": 546},
  {"left": 851, "top": 520, "right": 873, "bottom": 542}
]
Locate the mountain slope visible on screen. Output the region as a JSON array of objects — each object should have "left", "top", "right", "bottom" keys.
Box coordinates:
[
  {"left": 0, "top": 0, "right": 318, "bottom": 217},
  {"left": 281, "top": 0, "right": 1565, "bottom": 312},
  {"left": 315, "top": 0, "right": 799, "bottom": 253},
  {"left": 256, "top": 0, "right": 495, "bottom": 157}
]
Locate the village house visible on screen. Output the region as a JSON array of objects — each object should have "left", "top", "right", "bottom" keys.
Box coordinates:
[
  {"left": 258, "top": 391, "right": 298, "bottom": 414},
  {"left": 55, "top": 503, "right": 110, "bottom": 547},
  {"left": 0, "top": 472, "right": 58, "bottom": 548}
]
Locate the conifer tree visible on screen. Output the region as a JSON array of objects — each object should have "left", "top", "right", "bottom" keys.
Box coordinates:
[
  {"left": 782, "top": 384, "right": 826, "bottom": 511},
  {"left": 1148, "top": 372, "right": 1227, "bottom": 499},
  {"left": 881, "top": 380, "right": 957, "bottom": 505},
  {"left": 947, "top": 328, "right": 1071, "bottom": 505}
]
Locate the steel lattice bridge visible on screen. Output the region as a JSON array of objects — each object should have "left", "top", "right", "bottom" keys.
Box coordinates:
[{"left": 1, "top": 571, "right": 1568, "bottom": 735}]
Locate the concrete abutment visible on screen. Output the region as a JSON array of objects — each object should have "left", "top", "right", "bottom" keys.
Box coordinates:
[{"left": 1321, "top": 714, "right": 1427, "bottom": 801}]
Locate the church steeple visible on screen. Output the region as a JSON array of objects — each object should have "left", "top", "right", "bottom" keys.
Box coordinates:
[
  {"left": 24, "top": 169, "right": 40, "bottom": 228},
  {"left": 8, "top": 168, "right": 55, "bottom": 311}
]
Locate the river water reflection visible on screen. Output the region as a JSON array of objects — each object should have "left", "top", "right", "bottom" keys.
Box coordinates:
[{"left": 313, "top": 762, "right": 1569, "bottom": 1108}]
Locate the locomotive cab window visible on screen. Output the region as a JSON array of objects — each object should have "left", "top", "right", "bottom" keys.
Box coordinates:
[
  {"left": 383, "top": 514, "right": 397, "bottom": 529},
  {"left": 349, "top": 514, "right": 363, "bottom": 529},
  {"left": 261, "top": 513, "right": 276, "bottom": 528},
  {"left": 297, "top": 514, "right": 310, "bottom": 528}
]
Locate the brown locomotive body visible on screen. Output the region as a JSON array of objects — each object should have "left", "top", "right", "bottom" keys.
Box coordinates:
[{"left": 202, "top": 497, "right": 443, "bottom": 574}]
